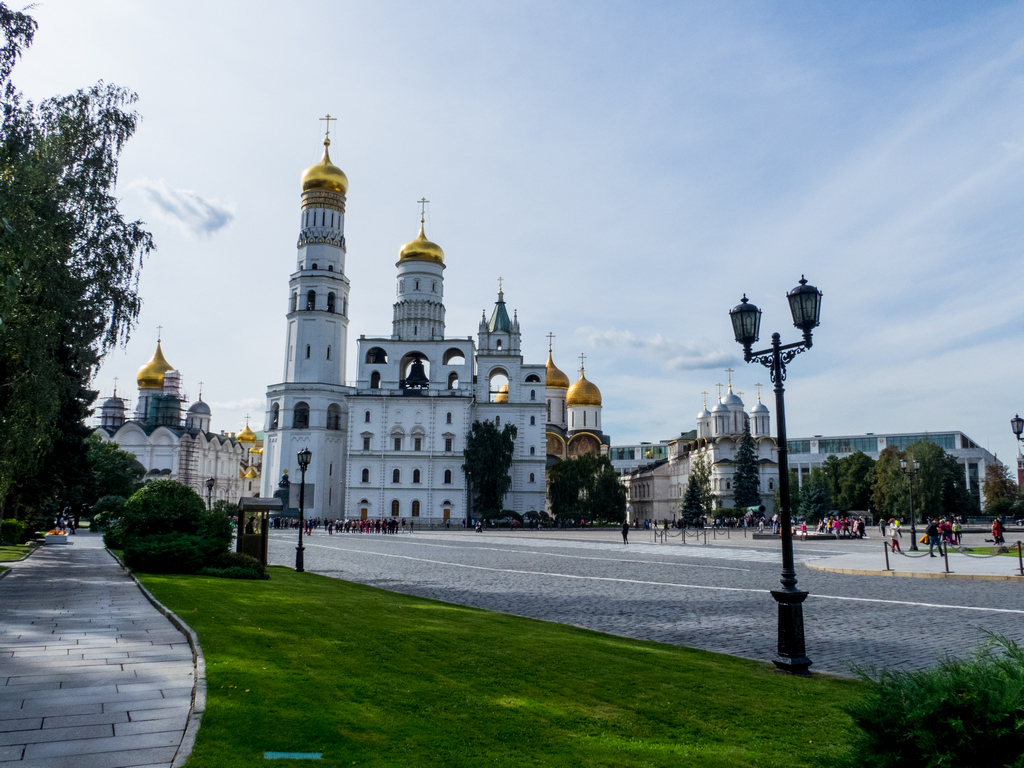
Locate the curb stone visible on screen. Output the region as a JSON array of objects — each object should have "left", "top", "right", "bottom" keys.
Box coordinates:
[{"left": 105, "top": 548, "right": 206, "bottom": 768}]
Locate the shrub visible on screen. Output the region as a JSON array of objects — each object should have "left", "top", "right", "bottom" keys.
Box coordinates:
[
  {"left": 197, "top": 550, "right": 268, "bottom": 580},
  {"left": 846, "top": 635, "right": 1024, "bottom": 768},
  {"left": 1, "top": 519, "right": 26, "bottom": 544},
  {"left": 113, "top": 481, "right": 232, "bottom": 573}
]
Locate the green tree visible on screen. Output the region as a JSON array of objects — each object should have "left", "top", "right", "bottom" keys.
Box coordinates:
[
  {"left": 836, "top": 451, "right": 875, "bottom": 513},
  {"left": 939, "top": 452, "right": 976, "bottom": 519},
  {"left": 83, "top": 434, "right": 144, "bottom": 511},
  {"left": 798, "top": 467, "right": 831, "bottom": 521},
  {"left": 982, "top": 463, "right": 1017, "bottom": 512},
  {"left": 0, "top": 5, "right": 153, "bottom": 519},
  {"left": 550, "top": 454, "right": 625, "bottom": 523},
  {"left": 680, "top": 452, "right": 712, "bottom": 523},
  {"left": 462, "top": 419, "right": 517, "bottom": 519},
  {"left": 906, "top": 442, "right": 947, "bottom": 521},
  {"left": 821, "top": 455, "right": 844, "bottom": 509},
  {"left": 773, "top": 468, "right": 802, "bottom": 516},
  {"left": 732, "top": 423, "right": 760, "bottom": 509},
  {"left": 870, "top": 447, "right": 908, "bottom": 521}
]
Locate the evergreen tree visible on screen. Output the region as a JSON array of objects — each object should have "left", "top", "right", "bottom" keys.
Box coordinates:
[
  {"left": 462, "top": 419, "right": 517, "bottom": 519},
  {"left": 680, "top": 452, "right": 712, "bottom": 523},
  {"left": 732, "top": 422, "right": 760, "bottom": 509},
  {"left": 799, "top": 467, "right": 831, "bottom": 521},
  {"left": 549, "top": 454, "right": 625, "bottom": 523}
]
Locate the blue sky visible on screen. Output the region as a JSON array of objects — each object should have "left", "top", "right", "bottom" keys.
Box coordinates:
[{"left": 13, "top": 1, "right": 1024, "bottom": 463}]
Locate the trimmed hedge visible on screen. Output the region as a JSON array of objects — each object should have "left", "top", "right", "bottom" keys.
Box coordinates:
[
  {"left": 197, "top": 550, "right": 268, "bottom": 580},
  {"left": 847, "top": 635, "right": 1024, "bottom": 768},
  {"left": 1, "top": 519, "right": 27, "bottom": 544}
]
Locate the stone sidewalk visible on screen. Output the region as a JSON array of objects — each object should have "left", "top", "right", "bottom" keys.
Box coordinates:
[
  {"left": 0, "top": 534, "right": 201, "bottom": 768},
  {"left": 806, "top": 541, "right": 1024, "bottom": 581}
]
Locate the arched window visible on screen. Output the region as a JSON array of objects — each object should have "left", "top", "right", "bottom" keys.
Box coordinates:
[
  {"left": 293, "top": 402, "right": 310, "bottom": 429},
  {"left": 530, "top": 446, "right": 535, "bottom": 455},
  {"left": 311, "top": 263, "right": 318, "bottom": 270},
  {"left": 448, "top": 372, "right": 459, "bottom": 389},
  {"left": 328, "top": 264, "right": 334, "bottom": 272},
  {"left": 546, "top": 401, "right": 550, "bottom": 420},
  {"left": 414, "top": 279, "right": 420, "bottom": 290},
  {"left": 413, "top": 469, "right": 421, "bottom": 484},
  {"left": 370, "top": 371, "right": 381, "bottom": 388},
  {"left": 769, "top": 479, "right": 774, "bottom": 490},
  {"left": 306, "top": 290, "right": 315, "bottom": 310},
  {"left": 530, "top": 473, "right": 535, "bottom": 483},
  {"left": 583, "top": 412, "right": 587, "bottom": 426},
  {"left": 327, "top": 293, "right": 336, "bottom": 313},
  {"left": 412, "top": 500, "right": 420, "bottom": 517},
  {"left": 361, "top": 468, "right": 369, "bottom": 483},
  {"left": 530, "top": 416, "right": 535, "bottom": 426},
  {"left": 327, "top": 404, "right": 342, "bottom": 430},
  {"left": 305, "top": 345, "right": 311, "bottom": 359},
  {"left": 326, "top": 345, "right": 331, "bottom": 360},
  {"left": 391, "top": 500, "right": 399, "bottom": 517},
  {"left": 365, "top": 410, "right": 371, "bottom": 423},
  {"left": 444, "top": 469, "right": 452, "bottom": 484},
  {"left": 495, "top": 416, "right": 500, "bottom": 426},
  {"left": 392, "top": 469, "right": 400, "bottom": 484},
  {"left": 496, "top": 339, "right": 502, "bottom": 349},
  {"left": 446, "top": 412, "right": 452, "bottom": 424},
  {"left": 270, "top": 403, "right": 280, "bottom": 430},
  {"left": 530, "top": 390, "right": 536, "bottom": 401},
  {"left": 291, "top": 293, "right": 297, "bottom": 312}
]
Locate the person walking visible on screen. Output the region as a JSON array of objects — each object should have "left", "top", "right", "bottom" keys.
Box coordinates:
[
  {"left": 926, "top": 519, "right": 943, "bottom": 557},
  {"left": 621, "top": 520, "right": 629, "bottom": 544},
  {"left": 888, "top": 518, "right": 901, "bottom": 553}
]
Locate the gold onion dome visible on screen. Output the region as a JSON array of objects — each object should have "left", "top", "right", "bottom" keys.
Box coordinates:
[
  {"left": 137, "top": 341, "right": 173, "bottom": 390},
  {"left": 496, "top": 384, "right": 509, "bottom": 403},
  {"left": 567, "top": 367, "right": 602, "bottom": 407},
  {"left": 301, "top": 137, "right": 348, "bottom": 195},
  {"left": 237, "top": 423, "right": 257, "bottom": 443},
  {"left": 399, "top": 222, "right": 444, "bottom": 264},
  {"left": 545, "top": 350, "right": 570, "bottom": 390}
]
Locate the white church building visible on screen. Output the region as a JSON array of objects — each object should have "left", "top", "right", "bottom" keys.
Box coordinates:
[{"left": 259, "top": 131, "right": 547, "bottom": 523}]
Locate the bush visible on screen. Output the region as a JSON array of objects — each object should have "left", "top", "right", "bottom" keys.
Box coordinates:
[
  {"left": 1, "top": 519, "right": 26, "bottom": 544},
  {"left": 112, "top": 481, "right": 232, "bottom": 573},
  {"left": 846, "top": 635, "right": 1024, "bottom": 768},
  {"left": 197, "top": 550, "right": 268, "bottom": 580}
]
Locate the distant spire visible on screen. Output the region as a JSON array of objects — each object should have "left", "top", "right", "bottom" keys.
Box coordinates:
[
  {"left": 702, "top": 390, "right": 708, "bottom": 408},
  {"left": 726, "top": 367, "right": 735, "bottom": 391},
  {"left": 547, "top": 332, "right": 555, "bottom": 351},
  {"left": 578, "top": 352, "right": 587, "bottom": 376},
  {"left": 756, "top": 383, "right": 763, "bottom": 402},
  {"left": 716, "top": 383, "right": 723, "bottom": 400}
]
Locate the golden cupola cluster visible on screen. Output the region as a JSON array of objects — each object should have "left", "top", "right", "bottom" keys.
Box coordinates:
[
  {"left": 301, "top": 136, "right": 348, "bottom": 196},
  {"left": 137, "top": 342, "right": 173, "bottom": 390},
  {"left": 567, "top": 365, "right": 602, "bottom": 407},
  {"left": 399, "top": 221, "right": 445, "bottom": 264},
  {"left": 545, "top": 350, "right": 570, "bottom": 390},
  {"left": 237, "top": 423, "right": 257, "bottom": 443}
]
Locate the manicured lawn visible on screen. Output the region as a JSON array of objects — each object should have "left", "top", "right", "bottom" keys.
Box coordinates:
[
  {"left": 140, "top": 568, "right": 864, "bottom": 768},
  {"left": 0, "top": 544, "right": 34, "bottom": 562}
]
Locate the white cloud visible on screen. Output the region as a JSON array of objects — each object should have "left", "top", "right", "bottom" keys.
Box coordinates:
[
  {"left": 132, "top": 178, "right": 234, "bottom": 237},
  {"left": 576, "top": 326, "right": 736, "bottom": 371}
]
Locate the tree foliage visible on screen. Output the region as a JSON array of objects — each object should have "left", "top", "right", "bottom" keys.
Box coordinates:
[
  {"left": 83, "top": 434, "right": 144, "bottom": 510},
  {"left": 798, "top": 467, "right": 831, "bottom": 521},
  {"left": 0, "top": 4, "right": 153, "bottom": 518},
  {"left": 731, "top": 423, "right": 760, "bottom": 509},
  {"left": 681, "top": 451, "right": 712, "bottom": 523},
  {"left": 982, "top": 463, "right": 1018, "bottom": 513},
  {"left": 463, "top": 419, "right": 517, "bottom": 518},
  {"left": 549, "top": 453, "right": 625, "bottom": 522}
]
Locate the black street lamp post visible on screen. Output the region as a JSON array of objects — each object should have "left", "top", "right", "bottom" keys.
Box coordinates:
[
  {"left": 729, "top": 276, "right": 822, "bottom": 675},
  {"left": 296, "top": 448, "right": 312, "bottom": 572},
  {"left": 899, "top": 459, "right": 921, "bottom": 551},
  {"left": 205, "top": 477, "right": 215, "bottom": 510},
  {"left": 1011, "top": 414, "right": 1023, "bottom": 445}
]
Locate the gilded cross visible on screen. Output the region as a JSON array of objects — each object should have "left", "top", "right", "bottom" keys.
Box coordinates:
[
  {"left": 756, "top": 383, "right": 763, "bottom": 401},
  {"left": 156, "top": 325, "right": 162, "bottom": 342},
  {"left": 319, "top": 113, "right": 336, "bottom": 138},
  {"left": 701, "top": 390, "right": 709, "bottom": 408},
  {"left": 716, "top": 383, "right": 723, "bottom": 399},
  {"left": 579, "top": 352, "right": 586, "bottom": 372},
  {"left": 725, "top": 367, "right": 735, "bottom": 388},
  {"left": 498, "top": 276, "right": 503, "bottom": 293},
  {"left": 198, "top": 381, "right": 204, "bottom": 400},
  {"left": 418, "top": 197, "right": 429, "bottom": 223},
  {"left": 546, "top": 332, "right": 555, "bottom": 351},
  {"left": 113, "top": 377, "right": 118, "bottom": 396}
]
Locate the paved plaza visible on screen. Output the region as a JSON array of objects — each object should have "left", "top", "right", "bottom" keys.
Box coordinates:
[
  {"left": 0, "top": 535, "right": 198, "bottom": 768},
  {"left": 268, "top": 527, "right": 1024, "bottom": 676}
]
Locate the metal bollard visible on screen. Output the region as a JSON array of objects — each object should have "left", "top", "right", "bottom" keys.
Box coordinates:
[
  {"left": 884, "top": 541, "right": 891, "bottom": 571},
  {"left": 1018, "top": 541, "right": 1023, "bottom": 576},
  {"left": 943, "top": 546, "right": 951, "bottom": 574}
]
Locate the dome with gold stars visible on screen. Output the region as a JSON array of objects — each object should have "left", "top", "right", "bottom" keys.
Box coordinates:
[
  {"left": 137, "top": 342, "right": 173, "bottom": 390},
  {"left": 567, "top": 366, "right": 602, "bottom": 407},
  {"left": 545, "top": 350, "right": 570, "bottom": 390},
  {"left": 399, "top": 222, "right": 444, "bottom": 264},
  {"left": 301, "top": 137, "right": 348, "bottom": 195}
]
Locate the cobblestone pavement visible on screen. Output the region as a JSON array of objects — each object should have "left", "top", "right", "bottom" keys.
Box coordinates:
[{"left": 268, "top": 529, "right": 1024, "bottom": 676}]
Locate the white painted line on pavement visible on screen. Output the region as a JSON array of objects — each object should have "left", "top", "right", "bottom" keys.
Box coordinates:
[{"left": 275, "top": 541, "right": 1024, "bottom": 615}]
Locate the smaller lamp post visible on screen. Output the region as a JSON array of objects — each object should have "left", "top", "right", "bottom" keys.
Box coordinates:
[
  {"left": 205, "top": 477, "right": 215, "bottom": 510},
  {"left": 1011, "top": 414, "right": 1023, "bottom": 443},
  {"left": 899, "top": 459, "right": 920, "bottom": 551},
  {"left": 295, "top": 448, "right": 312, "bottom": 572}
]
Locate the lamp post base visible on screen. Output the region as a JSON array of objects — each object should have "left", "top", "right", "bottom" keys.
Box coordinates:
[
  {"left": 296, "top": 545, "right": 305, "bottom": 573},
  {"left": 771, "top": 589, "right": 812, "bottom": 675}
]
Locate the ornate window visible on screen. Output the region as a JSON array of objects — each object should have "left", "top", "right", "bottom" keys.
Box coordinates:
[
  {"left": 413, "top": 469, "right": 421, "bottom": 484},
  {"left": 444, "top": 469, "right": 452, "bottom": 484},
  {"left": 361, "top": 468, "right": 369, "bottom": 483},
  {"left": 391, "top": 500, "right": 399, "bottom": 517},
  {"left": 293, "top": 402, "right": 310, "bottom": 429},
  {"left": 370, "top": 371, "right": 381, "bottom": 388},
  {"left": 411, "top": 500, "right": 420, "bottom": 517},
  {"left": 392, "top": 469, "right": 400, "bottom": 484},
  {"left": 362, "top": 437, "right": 371, "bottom": 451}
]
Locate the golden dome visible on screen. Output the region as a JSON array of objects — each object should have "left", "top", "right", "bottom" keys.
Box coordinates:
[
  {"left": 137, "top": 341, "right": 173, "bottom": 390},
  {"left": 238, "top": 423, "right": 257, "bottom": 443},
  {"left": 567, "top": 366, "right": 602, "bottom": 407},
  {"left": 399, "top": 222, "right": 444, "bottom": 264},
  {"left": 301, "top": 137, "right": 348, "bottom": 195},
  {"left": 496, "top": 384, "right": 509, "bottom": 403},
  {"left": 545, "top": 350, "right": 570, "bottom": 390}
]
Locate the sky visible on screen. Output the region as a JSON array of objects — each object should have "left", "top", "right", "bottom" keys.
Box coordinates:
[{"left": 10, "top": 0, "right": 1024, "bottom": 464}]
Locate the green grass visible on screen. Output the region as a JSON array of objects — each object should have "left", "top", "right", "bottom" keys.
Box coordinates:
[
  {"left": 958, "top": 545, "right": 1024, "bottom": 558},
  {"left": 0, "top": 543, "right": 35, "bottom": 562},
  {"left": 139, "top": 567, "right": 864, "bottom": 768}
]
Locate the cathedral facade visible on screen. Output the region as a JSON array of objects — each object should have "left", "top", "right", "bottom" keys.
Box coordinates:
[{"left": 259, "top": 133, "right": 547, "bottom": 523}]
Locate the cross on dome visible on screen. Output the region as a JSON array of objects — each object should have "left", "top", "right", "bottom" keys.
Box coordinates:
[
  {"left": 319, "top": 113, "right": 336, "bottom": 139},
  {"left": 547, "top": 332, "right": 555, "bottom": 351},
  {"left": 702, "top": 390, "right": 708, "bottom": 408},
  {"left": 418, "top": 197, "right": 429, "bottom": 223}
]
